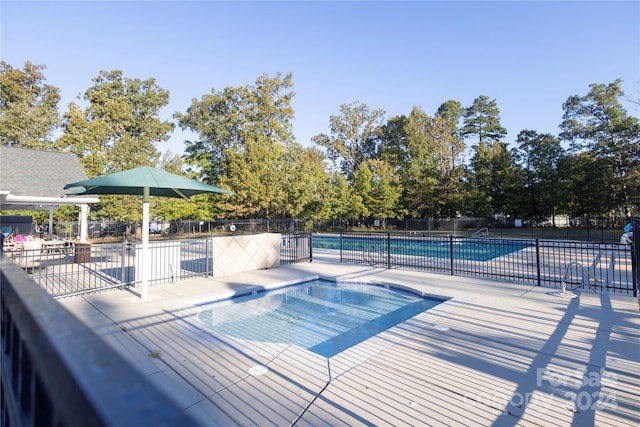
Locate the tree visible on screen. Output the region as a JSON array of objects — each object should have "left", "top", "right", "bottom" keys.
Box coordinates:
[
  {"left": 462, "top": 95, "right": 512, "bottom": 216},
  {"left": 57, "top": 70, "right": 174, "bottom": 220},
  {"left": 512, "top": 130, "right": 565, "bottom": 222},
  {"left": 151, "top": 152, "right": 216, "bottom": 221},
  {"left": 217, "top": 138, "right": 287, "bottom": 219},
  {"left": 461, "top": 95, "right": 507, "bottom": 145},
  {"left": 558, "top": 152, "right": 615, "bottom": 216},
  {"left": 352, "top": 159, "right": 404, "bottom": 224},
  {"left": 176, "top": 73, "right": 299, "bottom": 220},
  {"left": 312, "top": 102, "right": 386, "bottom": 181},
  {"left": 0, "top": 61, "right": 60, "bottom": 148},
  {"left": 318, "top": 172, "right": 363, "bottom": 221},
  {"left": 277, "top": 145, "right": 329, "bottom": 220},
  {"left": 400, "top": 106, "right": 439, "bottom": 218},
  {"left": 429, "top": 111, "right": 467, "bottom": 217},
  {"left": 176, "top": 73, "right": 295, "bottom": 183},
  {"left": 377, "top": 114, "right": 409, "bottom": 168},
  {"left": 466, "top": 140, "right": 523, "bottom": 217},
  {"left": 377, "top": 104, "right": 466, "bottom": 219},
  {"left": 58, "top": 70, "right": 173, "bottom": 175},
  {"left": 57, "top": 103, "right": 109, "bottom": 177},
  {"left": 560, "top": 79, "right": 640, "bottom": 215}
]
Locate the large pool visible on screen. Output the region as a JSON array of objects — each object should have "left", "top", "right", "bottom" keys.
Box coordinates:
[
  {"left": 313, "top": 234, "right": 531, "bottom": 261},
  {"left": 195, "top": 279, "right": 447, "bottom": 358}
]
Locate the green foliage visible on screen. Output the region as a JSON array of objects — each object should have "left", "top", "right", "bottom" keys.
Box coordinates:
[
  {"left": 57, "top": 70, "right": 173, "bottom": 176},
  {"left": 401, "top": 106, "right": 439, "bottom": 217},
  {"left": 176, "top": 73, "right": 295, "bottom": 183},
  {"left": 153, "top": 193, "right": 215, "bottom": 221},
  {"left": 217, "top": 139, "right": 287, "bottom": 218},
  {"left": 0, "top": 61, "right": 61, "bottom": 148},
  {"left": 558, "top": 152, "right": 616, "bottom": 216},
  {"left": 54, "top": 205, "right": 80, "bottom": 222},
  {"left": 462, "top": 95, "right": 507, "bottom": 145},
  {"left": 513, "top": 130, "right": 564, "bottom": 217},
  {"left": 379, "top": 106, "right": 466, "bottom": 219},
  {"left": 312, "top": 102, "right": 386, "bottom": 181},
  {"left": 377, "top": 114, "right": 409, "bottom": 167},
  {"left": 151, "top": 153, "right": 217, "bottom": 220},
  {"left": 354, "top": 159, "right": 405, "bottom": 221},
  {"left": 3, "top": 60, "right": 637, "bottom": 223},
  {"left": 278, "top": 144, "right": 328, "bottom": 219},
  {"left": 467, "top": 141, "right": 523, "bottom": 216},
  {"left": 560, "top": 79, "right": 640, "bottom": 214},
  {"left": 319, "top": 172, "right": 358, "bottom": 219},
  {"left": 55, "top": 70, "right": 174, "bottom": 220},
  {"left": 175, "top": 73, "right": 333, "bottom": 221}
]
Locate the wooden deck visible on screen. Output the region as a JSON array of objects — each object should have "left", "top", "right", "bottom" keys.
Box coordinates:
[{"left": 59, "top": 254, "right": 640, "bottom": 426}]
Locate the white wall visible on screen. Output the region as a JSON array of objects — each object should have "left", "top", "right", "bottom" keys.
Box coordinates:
[{"left": 210, "top": 233, "right": 281, "bottom": 277}]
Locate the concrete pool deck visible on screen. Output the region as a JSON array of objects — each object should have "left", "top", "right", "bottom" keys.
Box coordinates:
[{"left": 59, "top": 251, "right": 640, "bottom": 426}]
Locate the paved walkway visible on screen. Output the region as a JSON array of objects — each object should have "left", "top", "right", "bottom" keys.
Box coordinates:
[{"left": 60, "top": 252, "right": 640, "bottom": 426}]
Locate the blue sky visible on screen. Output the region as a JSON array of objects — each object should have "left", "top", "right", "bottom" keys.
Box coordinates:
[{"left": 2, "top": 1, "right": 638, "bottom": 156}]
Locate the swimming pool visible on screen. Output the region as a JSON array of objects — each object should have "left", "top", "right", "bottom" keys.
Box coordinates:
[
  {"left": 313, "top": 234, "right": 531, "bottom": 261},
  {"left": 195, "top": 279, "right": 447, "bottom": 358}
]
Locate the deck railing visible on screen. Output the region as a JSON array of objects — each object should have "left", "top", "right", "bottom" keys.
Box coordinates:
[
  {"left": 3, "top": 239, "right": 212, "bottom": 299},
  {"left": 327, "top": 233, "right": 636, "bottom": 296},
  {"left": 0, "top": 254, "right": 203, "bottom": 427},
  {"left": 4, "top": 235, "right": 312, "bottom": 298}
]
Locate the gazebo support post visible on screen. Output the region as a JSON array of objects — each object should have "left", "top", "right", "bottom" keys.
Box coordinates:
[
  {"left": 140, "top": 187, "right": 150, "bottom": 299},
  {"left": 78, "top": 204, "right": 89, "bottom": 242},
  {"left": 48, "top": 207, "right": 54, "bottom": 238}
]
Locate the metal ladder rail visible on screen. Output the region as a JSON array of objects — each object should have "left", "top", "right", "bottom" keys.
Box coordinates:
[
  {"left": 472, "top": 227, "right": 489, "bottom": 238},
  {"left": 562, "top": 261, "right": 605, "bottom": 293}
]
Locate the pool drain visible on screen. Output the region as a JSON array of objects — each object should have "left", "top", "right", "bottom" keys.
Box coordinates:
[{"left": 248, "top": 365, "right": 269, "bottom": 376}]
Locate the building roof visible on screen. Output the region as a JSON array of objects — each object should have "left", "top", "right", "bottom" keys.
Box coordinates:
[{"left": 0, "top": 146, "right": 99, "bottom": 209}]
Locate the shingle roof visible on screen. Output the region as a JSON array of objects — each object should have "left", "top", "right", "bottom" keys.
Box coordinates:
[{"left": 0, "top": 146, "right": 90, "bottom": 197}]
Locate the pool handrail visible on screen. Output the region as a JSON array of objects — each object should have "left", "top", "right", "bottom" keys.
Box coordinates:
[{"left": 472, "top": 227, "right": 489, "bottom": 237}]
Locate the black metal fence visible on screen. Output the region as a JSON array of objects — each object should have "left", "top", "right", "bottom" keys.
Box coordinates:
[
  {"left": 54, "top": 219, "right": 310, "bottom": 241},
  {"left": 280, "top": 233, "right": 312, "bottom": 264},
  {"left": 316, "top": 233, "right": 635, "bottom": 296},
  {"left": 50, "top": 215, "right": 632, "bottom": 244},
  {"left": 313, "top": 216, "right": 632, "bottom": 243},
  {"left": 0, "top": 254, "right": 203, "bottom": 427},
  {"left": 632, "top": 217, "right": 640, "bottom": 304}
]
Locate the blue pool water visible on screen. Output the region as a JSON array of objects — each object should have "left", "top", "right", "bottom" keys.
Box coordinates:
[
  {"left": 313, "top": 234, "right": 531, "bottom": 261},
  {"left": 196, "top": 280, "right": 446, "bottom": 358}
]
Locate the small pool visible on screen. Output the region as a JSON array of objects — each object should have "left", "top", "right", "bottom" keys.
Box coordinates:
[
  {"left": 313, "top": 234, "right": 531, "bottom": 261},
  {"left": 195, "top": 279, "right": 447, "bottom": 358}
]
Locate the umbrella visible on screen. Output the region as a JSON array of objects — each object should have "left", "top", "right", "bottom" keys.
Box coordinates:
[{"left": 64, "top": 166, "right": 232, "bottom": 298}]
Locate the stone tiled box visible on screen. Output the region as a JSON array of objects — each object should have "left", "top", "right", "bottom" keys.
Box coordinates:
[
  {"left": 131, "top": 233, "right": 282, "bottom": 284},
  {"left": 210, "top": 233, "right": 281, "bottom": 277}
]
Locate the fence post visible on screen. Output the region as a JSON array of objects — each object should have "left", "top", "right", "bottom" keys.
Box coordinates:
[
  {"left": 535, "top": 239, "right": 541, "bottom": 286},
  {"left": 120, "top": 240, "right": 127, "bottom": 286},
  {"left": 207, "top": 238, "right": 212, "bottom": 277},
  {"left": 449, "top": 235, "right": 454, "bottom": 275},
  {"left": 309, "top": 233, "right": 313, "bottom": 263},
  {"left": 340, "top": 232, "right": 343, "bottom": 262},
  {"left": 387, "top": 233, "right": 391, "bottom": 269},
  {"left": 631, "top": 217, "right": 639, "bottom": 299},
  {"left": 632, "top": 244, "right": 637, "bottom": 299}
]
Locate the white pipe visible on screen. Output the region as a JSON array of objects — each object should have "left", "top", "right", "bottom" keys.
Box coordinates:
[
  {"left": 79, "top": 204, "right": 88, "bottom": 242},
  {"left": 140, "top": 187, "right": 150, "bottom": 299}
]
